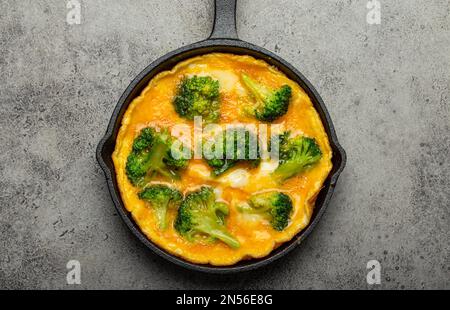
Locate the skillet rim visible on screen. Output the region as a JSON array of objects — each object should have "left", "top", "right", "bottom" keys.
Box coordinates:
[{"left": 96, "top": 38, "right": 347, "bottom": 273}]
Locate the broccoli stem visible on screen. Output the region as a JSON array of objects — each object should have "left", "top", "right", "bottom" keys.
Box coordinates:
[
  {"left": 237, "top": 203, "right": 271, "bottom": 223},
  {"left": 153, "top": 205, "right": 169, "bottom": 230},
  {"left": 207, "top": 228, "right": 241, "bottom": 249},
  {"left": 241, "top": 74, "right": 270, "bottom": 103},
  {"left": 145, "top": 138, "right": 176, "bottom": 179},
  {"left": 273, "top": 160, "right": 307, "bottom": 182},
  {"left": 195, "top": 219, "right": 240, "bottom": 249}
]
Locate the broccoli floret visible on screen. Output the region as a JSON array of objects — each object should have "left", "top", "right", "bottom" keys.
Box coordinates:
[
  {"left": 241, "top": 73, "right": 292, "bottom": 122},
  {"left": 173, "top": 75, "right": 220, "bottom": 123},
  {"left": 126, "top": 127, "right": 189, "bottom": 186},
  {"left": 271, "top": 132, "right": 322, "bottom": 183},
  {"left": 138, "top": 184, "right": 182, "bottom": 230},
  {"left": 174, "top": 186, "right": 240, "bottom": 249},
  {"left": 238, "top": 191, "right": 293, "bottom": 231},
  {"left": 204, "top": 128, "right": 260, "bottom": 176}
]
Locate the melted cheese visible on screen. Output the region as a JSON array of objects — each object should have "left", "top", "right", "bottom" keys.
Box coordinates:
[
  {"left": 218, "top": 169, "right": 250, "bottom": 188},
  {"left": 259, "top": 159, "right": 279, "bottom": 175},
  {"left": 112, "top": 53, "right": 333, "bottom": 265}
]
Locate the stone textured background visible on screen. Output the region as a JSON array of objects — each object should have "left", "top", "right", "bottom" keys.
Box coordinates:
[{"left": 0, "top": 0, "right": 448, "bottom": 289}]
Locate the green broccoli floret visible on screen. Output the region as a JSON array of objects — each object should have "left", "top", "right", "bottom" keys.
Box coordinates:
[
  {"left": 173, "top": 75, "right": 220, "bottom": 123},
  {"left": 238, "top": 191, "right": 293, "bottom": 231},
  {"left": 204, "top": 128, "right": 260, "bottom": 176},
  {"left": 271, "top": 132, "right": 322, "bottom": 183},
  {"left": 174, "top": 186, "right": 240, "bottom": 249},
  {"left": 241, "top": 73, "right": 292, "bottom": 122},
  {"left": 126, "top": 127, "right": 189, "bottom": 186},
  {"left": 138, "top": 184, "right": 182, "bottom": 230}
]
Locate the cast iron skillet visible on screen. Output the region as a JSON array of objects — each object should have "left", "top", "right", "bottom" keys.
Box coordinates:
[{"left": 96, "top": 0, "right": 346, "bottom": 273}]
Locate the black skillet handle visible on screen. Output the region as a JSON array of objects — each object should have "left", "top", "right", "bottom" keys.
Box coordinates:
[{"left": 209, "top": 0, "right": 238, "bottom": 39}]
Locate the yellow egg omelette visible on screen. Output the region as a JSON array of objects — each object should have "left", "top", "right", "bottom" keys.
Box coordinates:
[{"left": 113, "top": 53, "right": 332, "bottom": 265}]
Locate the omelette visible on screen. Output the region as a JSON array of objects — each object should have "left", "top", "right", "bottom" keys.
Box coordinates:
[{"left": 112, "top": 53, "right": 332, "bottom": 265}]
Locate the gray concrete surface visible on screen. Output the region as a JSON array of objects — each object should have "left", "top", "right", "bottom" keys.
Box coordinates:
[{"left": 0, "top": 0, "right": 448, "bottom": 289}]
